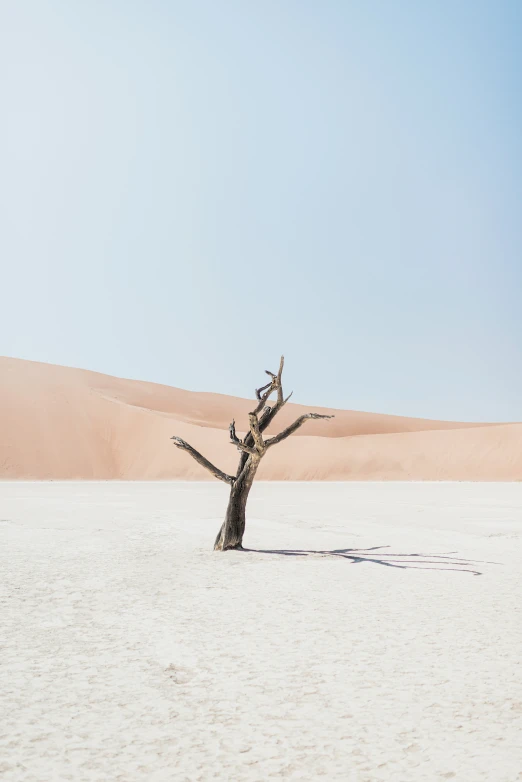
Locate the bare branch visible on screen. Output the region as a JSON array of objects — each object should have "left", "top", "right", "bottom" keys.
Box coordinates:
[
  {"left": 248, "top": 412, "right": 265, "bottom": 453},
  {"left": 255, "top": 381, "right": 272, "bottom": 400},
  {"left": 253, "top": 356, "right": 286, "bottom": 416},
  {"left": 265, "top": 413, "right": 335, "bottom": 448},
  {"left": 252, "top": 380, "right": 275, "bottom": 416},
  {"left": 229, "top": 419, "right": 240, "bottom": 445},
  {"left": 259, "top": 405, "right": 273, "bottom": 427},
  {"left": 229, "top": 419, "right": 258, "bottom": 455},
  {"left": 235, "top": 405, "right": 273, "bottom": 478},
  {"left": 276, "top": 355, "right": 285, "bottom": 405},
  {"left": 171, "top": 436, "right": 234, "bottom": 484},
  {"left": 231, "top": 441, "right": 258, "bottom": 456},
  {"left": 234, "top": 357, "right": 293, "bottom": 474}
]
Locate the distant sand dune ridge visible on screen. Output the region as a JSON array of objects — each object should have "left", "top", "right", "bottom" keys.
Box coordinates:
[{"left": 1, "top": 356, "right": 520, "bottom": 481}]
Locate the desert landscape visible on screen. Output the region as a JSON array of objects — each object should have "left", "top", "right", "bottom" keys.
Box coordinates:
[
  {"left": 2, "top": 481, "right": 522, "bottom": 781},
  {"left": 3, "top": 0, "right": 520, "bottom": 779},
  {"left": 2, "top": 359, "right": 522, "bottom": 780},
  {"left": 1, "top": 356, "right": 521, "bottom": 482}
]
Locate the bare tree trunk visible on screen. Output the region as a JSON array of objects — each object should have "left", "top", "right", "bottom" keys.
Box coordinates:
[
  {"left": 214, "top": 456, "right": 260, "bottom": 550},
  {"left": 171, "top": 356, "right": 333, "bottom": 550}
]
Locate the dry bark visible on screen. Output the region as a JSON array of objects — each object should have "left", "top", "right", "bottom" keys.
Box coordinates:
[{"left": 171, "top": 357, "right": 333, "bottom": 550}]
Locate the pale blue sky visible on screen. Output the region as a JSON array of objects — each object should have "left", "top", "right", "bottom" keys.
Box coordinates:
[{"left": 1, "top": 1, "right": 521, "bottom": 420}]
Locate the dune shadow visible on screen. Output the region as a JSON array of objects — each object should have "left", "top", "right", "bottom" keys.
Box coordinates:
[{"left": 242, "top": 545, "right": 497, "bottom": 575}]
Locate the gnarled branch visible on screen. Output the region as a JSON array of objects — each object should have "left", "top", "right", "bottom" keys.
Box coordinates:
[
  {"left": 265, "top": 413, "right": 334, "bottom": 448},
  {"left": 252, "top": 380, "right": 275, "bottom": 416},
  {"left": 252, "top": 355, "right": 288, "bottom": 418},
  {"left": 255, "top": 381, "right": 272, "bottom": 400},
  {"left": 229, "top": 419, "right": 258, "bottom": 455},
  {"left": 248, "top": 412, "right": 265, "bottom": 453},
  {"left": 229, "top": 419, "right": 241, "bottom": 446},
  {"left": 171, "top": 436, "right": 234, "bottom": 484},
  {"left": 231, "top": 441, "right": 258, "bottom": 455}
]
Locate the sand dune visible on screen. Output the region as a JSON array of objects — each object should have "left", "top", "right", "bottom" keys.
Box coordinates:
[{"left": 1, "top": 356, "right": 520, "bottom": 480}]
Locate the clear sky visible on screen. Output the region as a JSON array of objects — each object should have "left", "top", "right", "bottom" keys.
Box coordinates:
[{"left": 1, "top": 0, "right": 521, "bottom": 421}]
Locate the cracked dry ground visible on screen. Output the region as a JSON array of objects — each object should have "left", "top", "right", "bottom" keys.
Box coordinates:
[{"left": 1, "top": 481, "right": 521, "bottom": 781}]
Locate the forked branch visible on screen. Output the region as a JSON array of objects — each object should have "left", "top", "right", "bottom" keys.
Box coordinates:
[
  {"left": 171, "top": 436, "right": 234, "bottom": 484},
  {"left": 229, "top": 420, "right": 257, "bottom": 455},
  {"left": 248, "top": 412, "right": 265, "bottom": 453},
  {"left": 252, "top": 356, "right": 286, "bottom": 416},
  {"left": 255, "top": 381, "right": 272, "bottom": 400}
]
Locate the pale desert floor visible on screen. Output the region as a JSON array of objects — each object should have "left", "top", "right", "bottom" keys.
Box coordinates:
[{"left": 1, "top": 481, "right": 522, "bottom": 781}]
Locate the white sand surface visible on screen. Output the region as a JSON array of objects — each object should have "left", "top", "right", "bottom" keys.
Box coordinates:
[{"left": 1, "top": 481, "right": 522, "bottom": 781}]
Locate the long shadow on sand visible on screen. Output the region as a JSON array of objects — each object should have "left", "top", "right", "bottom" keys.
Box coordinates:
[{"left": 243, "top": 545, "right": 495, "bottom": 575}]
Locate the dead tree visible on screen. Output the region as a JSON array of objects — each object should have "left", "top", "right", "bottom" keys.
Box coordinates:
[{"left": 171, "top": 357, "right": 333, "bottom": 551}]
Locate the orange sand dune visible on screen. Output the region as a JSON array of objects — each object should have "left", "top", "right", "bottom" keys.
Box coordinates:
[{"left": 1, "top": 356, "right": 520, "bottom": 481}]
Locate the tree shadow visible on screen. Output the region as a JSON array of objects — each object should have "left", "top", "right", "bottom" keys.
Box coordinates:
[{"left": 243, "top": 545, "right": 498, "bottom": 575}]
